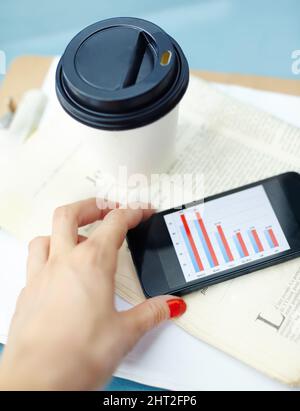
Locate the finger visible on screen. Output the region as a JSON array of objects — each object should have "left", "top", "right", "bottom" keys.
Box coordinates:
[
  {"left": 120, "top": 296, "right": 187, "bottom": 351},
  {"left": 26, "top": 236, "right": 50, "bottom": 283},
  {"left": 74, "top": 206, "right": 153, "bottom": 280},
  {"left": 50, "top": 198, "right": 118, "bottom": 256},
  {"left": 83, "top": 206, "right": 153, "bottom": 276},
  {"left": 89, "top": 205, "right": 154, "bottom": 251}
]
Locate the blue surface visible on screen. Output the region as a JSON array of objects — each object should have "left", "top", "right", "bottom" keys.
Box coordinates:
[
  {"left": 0, "top": 0, "right": 299, "bottom": 391},
  {"left": 104, "top": 377, "right": 162, "bottom": 391},
  {"left": 0, "top": 0, "right": 300, "bottom": 79}
]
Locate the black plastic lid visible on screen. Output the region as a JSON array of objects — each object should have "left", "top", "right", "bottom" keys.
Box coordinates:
[{"left": 55, "top": 17, "right": 189, "bottom": 130}]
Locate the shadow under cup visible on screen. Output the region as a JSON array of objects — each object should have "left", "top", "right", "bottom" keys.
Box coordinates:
[{"left": 55, "top": 17, "right": 189, "bottom": 179}]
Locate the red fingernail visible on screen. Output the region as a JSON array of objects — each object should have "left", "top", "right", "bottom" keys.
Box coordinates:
[{"left": 167, "top": 298, "right": 187, "bottom": 318}]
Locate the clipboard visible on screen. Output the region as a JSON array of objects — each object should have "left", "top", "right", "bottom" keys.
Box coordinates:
[{"left": 1, "top": 55, "right": 300, "bottom": 117}]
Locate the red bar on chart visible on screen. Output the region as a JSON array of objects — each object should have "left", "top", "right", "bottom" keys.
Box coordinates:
[
  {"left": 195, "top": 212, "right": 219, "bottom": 266},
  {"left": 251, "top": 229, "right": 264, "bottom": 252},
  {"left": 268, "top": 228, "right": 279, "bottom": 248},
  {"left": 180, "top": 214, "right": 204, "bottom": 271},
  {"left": 236, "top": 232, "right": 249, "bottom": 257},
  {"left": 217, "top": 224, "right": 234, "bottom": 262}
]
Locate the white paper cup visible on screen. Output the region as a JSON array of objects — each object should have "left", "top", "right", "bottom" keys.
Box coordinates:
[
  {"left": 75, "top": 104, "right": 178, "bottom": 178},
  {"left": 56, "top": 17, "right": 189, "bottom": 179}
]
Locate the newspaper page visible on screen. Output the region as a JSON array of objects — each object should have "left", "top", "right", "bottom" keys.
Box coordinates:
[
  {"left": 0, "top": 75, "right": 300, "bottom": 385},
  {"left": 116, "top": 77, "right": 300, "bottom": 386}
]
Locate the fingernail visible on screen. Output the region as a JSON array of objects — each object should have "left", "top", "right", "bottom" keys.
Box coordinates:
[{"left": 167, "top": 298, "right": 187, "bottom": 318}]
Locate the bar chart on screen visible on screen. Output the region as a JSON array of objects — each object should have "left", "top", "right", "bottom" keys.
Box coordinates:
[{"left": 164, "top": 185, "right": 290, "bottom": 282}]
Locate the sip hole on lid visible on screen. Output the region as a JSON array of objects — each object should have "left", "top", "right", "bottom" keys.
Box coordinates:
[{"left": 160, "top": 50, "right": 172, "bottom": 66}]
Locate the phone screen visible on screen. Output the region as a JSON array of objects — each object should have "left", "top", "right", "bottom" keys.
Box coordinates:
[{"left": 164, "top": 185, "right": 290, "bottom": 283}]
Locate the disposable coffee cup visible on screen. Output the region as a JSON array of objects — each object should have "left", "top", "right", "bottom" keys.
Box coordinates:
[{"left": 56, "top": 17, "right": 189, "bottom": 179}]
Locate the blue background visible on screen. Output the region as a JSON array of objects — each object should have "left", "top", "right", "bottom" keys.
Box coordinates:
[
  {"left": 1, "top": 0, "right": 300, "bottom": 78},
  {"left": 0, "top": 0, "right": 299, "bottom": 390}
]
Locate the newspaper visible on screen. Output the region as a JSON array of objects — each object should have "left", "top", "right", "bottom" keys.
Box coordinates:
[{"left": 0, "top": 75, "right": 300, "bottom": 385}]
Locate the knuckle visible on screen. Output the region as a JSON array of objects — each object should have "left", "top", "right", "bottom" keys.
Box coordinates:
[
  {"left": 109, "top": 208, "right": 126, "bottom": 223},
  {"left": 53, "top": 205, "right": 74, "bottom": 222},
  {"left": 107, "top": 209, "right": 128, "bottom": 232},
  {"left": 28, "top": 236, "right": 46, "bottom": 250}
]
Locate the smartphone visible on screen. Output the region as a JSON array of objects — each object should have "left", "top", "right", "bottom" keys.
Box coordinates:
[{"left": 127, "top": 172, "right": 300, "bottom": 297}]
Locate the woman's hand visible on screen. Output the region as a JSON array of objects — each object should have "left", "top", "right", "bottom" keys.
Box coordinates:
[{"left": 0, "top": 198, "right": 186, "bottom": 390}]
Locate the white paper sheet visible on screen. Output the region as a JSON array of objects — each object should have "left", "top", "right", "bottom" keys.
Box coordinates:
[{"left": 0, "top": 60, "right": 299, "bottom": 390}]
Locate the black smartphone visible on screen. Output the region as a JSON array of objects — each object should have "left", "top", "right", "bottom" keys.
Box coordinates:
[{"left": 127, "top": 172, "right": 300, "bottom": 297}]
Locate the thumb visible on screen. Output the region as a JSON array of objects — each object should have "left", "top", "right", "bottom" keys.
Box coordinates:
[{"left": 121, "top": 296, "right": 186, "bottom": 349}]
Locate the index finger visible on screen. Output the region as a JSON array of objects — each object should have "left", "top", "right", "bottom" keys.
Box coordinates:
[
  {"left": 50, "top": 198, "right": 119, "bottom": 256},
  {"left": 88, "top": 204, "right": 154, "bottom": 251}
]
